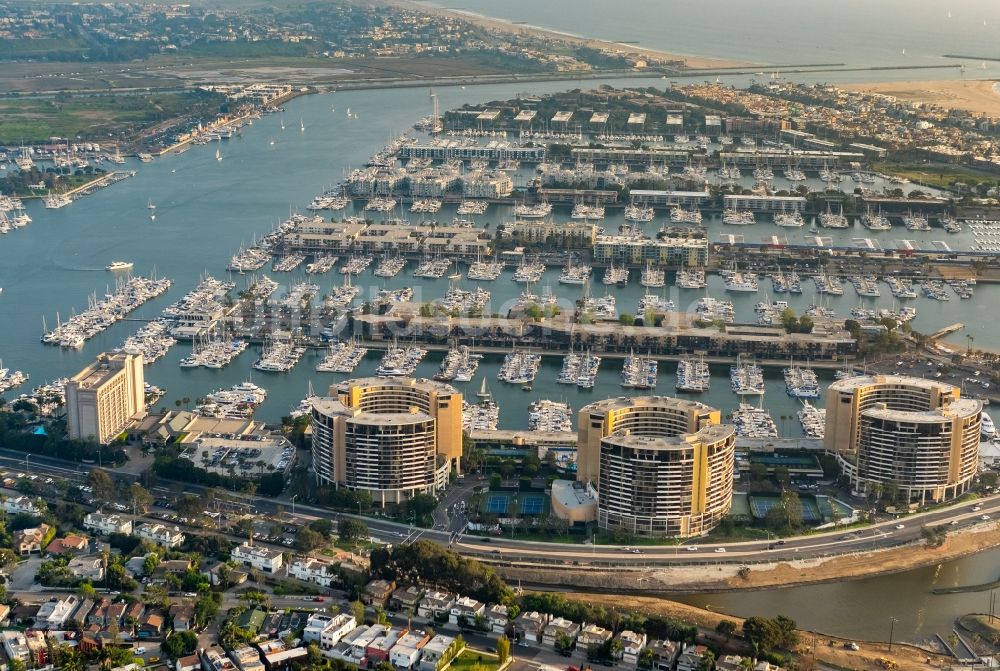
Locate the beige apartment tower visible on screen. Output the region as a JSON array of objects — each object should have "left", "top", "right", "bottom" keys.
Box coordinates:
[
  {"left": 577, "top": 396, "right": 736, "bottom": 537},
  {"left": 825, "top": 375, "right": 981, "bottom": 504},
  {"left": 311, "top": 377, "right": 463, "bottom": 505},
  {"left": 66, "top": 352, "right": 146, "bottom": 444}
]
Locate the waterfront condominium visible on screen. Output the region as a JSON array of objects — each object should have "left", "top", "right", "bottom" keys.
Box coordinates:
[
  {"left": 576, "top": 396, "right": 736, "bottom": 537},
  {"left": 65, "top": 352, "right": 146, "bottom": 444},
  {"left": 825, "top": 375, "right": 982, "bottom": 504},
  {"left": 310, "top": 377, "right": 463, "bottom": 505}
]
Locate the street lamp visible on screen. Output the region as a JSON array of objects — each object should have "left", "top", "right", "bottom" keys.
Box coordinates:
[
  {"left": 290, "top": 494, "right": 298, "bottom": 516},
  {"left": 888, "top": 616, "right": 898, "bottom": 652}
]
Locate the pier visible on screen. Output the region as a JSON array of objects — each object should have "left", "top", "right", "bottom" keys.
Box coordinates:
[{"left": 928, "top": 323, "right": 964, "bottom": 340}]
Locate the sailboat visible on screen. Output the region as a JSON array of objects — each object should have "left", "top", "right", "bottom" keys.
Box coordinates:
[
  {"left": 280, "top": 117, "right": 286, "bottom": 131},
  {"left": 147, "top": 199, "right": 156, "bottom": 210},
  {"left": 300, "top": 118, "right": 305, "bottom": 132},
  {"left": 477, "top": 378, "right": 491, "bottom": 398},
  {"left": 215, "top": 148, "right": 222, "bottom": 162},
  {"left": 269, "top": 138, "right": 275, "bottom": 146}
]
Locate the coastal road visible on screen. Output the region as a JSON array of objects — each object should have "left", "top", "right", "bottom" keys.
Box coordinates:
[{"left": 3, "top": 446, "right": 999, "bottom": 568}]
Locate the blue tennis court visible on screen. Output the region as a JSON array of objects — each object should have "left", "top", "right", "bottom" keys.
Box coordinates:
[
  {"left": 520, "top": 494, "right": 546, "bottom": 515},
  {"left": 485, "top": 494, "right": 511, "bottom": 514}
]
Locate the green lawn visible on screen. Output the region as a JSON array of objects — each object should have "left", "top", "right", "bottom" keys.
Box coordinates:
[
  {"left": 873, "top": 162, "right": 998, "bottom": 189},
  {"left": 0, "top": 91, "right": 221, "bottom": 144},
  {"left": 449, "top": 649, "right": 501, "bottom": 671}
]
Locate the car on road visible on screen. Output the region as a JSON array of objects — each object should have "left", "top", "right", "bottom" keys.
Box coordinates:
[
  {"left": 714, "top": 547, "right": 727, "bottom": 553},
  {"left": 631, "top": 548, "right": 641, "bottom": 554},
  {"left": 894, "top": 523, "right": 905, "bottom": 530},
  {"left": 973, "top": 506, "right": 982, "bottom": 512},
  {"left": 982, "top": 514, "right": 991, "bottom": 521},
  {"left": 686, "top": 546, "right": 699, "bottom": 552}
]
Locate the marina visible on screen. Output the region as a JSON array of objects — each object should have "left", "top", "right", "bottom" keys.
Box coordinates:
[
  {"left": 783, "top": 364, "right": 821, "bottom": 398},
  {"left": 375, "top": 344, "right": 427, "bottom": 377},
  {"left": 315, "top": 340, "right": 368, "bottom": 374},
  {"left": 497, "top": 350, "right": 542, "bottom": 385},
  {"left": 556, "top": 351, "right": 601, "bottom": 389},
  {"left": 675, "top": 357, "right": 710, "bottom": 393},
  {"left": 731, "top": 356, "right": 766, "bottom": 395},
  {"left": 252, "top": 338, "right": 307, "bottom": 373},
  {"left": 797, "top": 400, "right": 826, "bottom": 439},
  {"left": 40, "top": 275, "right": 172, "bottom": 349},
  {"left": 527, "top": 399, "right": 573, "bottom": 432},
  {"left": 620, "top": 352, "right": 657, "bottom": 389},
  {"left": 434, "top": 345, "right": 482, "bottom": 382},
  {"left": 732, "top": 402, "right": 779, "bottom": 438}
]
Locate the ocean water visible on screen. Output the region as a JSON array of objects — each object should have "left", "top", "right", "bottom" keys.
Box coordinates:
[{"left": 431, "top": 0, "right": 1000, "bottom": 76}]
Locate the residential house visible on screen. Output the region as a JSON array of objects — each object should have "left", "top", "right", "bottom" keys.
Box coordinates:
[
  {"left": 513, "top": 611, "right": 549, "bottom": 645},
  {"left": 232, "top": 542, "right": 284, "bottom": 574},
  {"left": 36, "top": 595, "right": 79, "bottom": 628},
  {"left": 46, "top": 533, "right": 89, "bottom": 555},
  {"left": 15, "top": 523, "right": 52, "bottom": 554},
  {"left": 578, "top": 623, "right": 613, "bottom": 649},
  {"left": 1, "top": 630, "right": 47, "bottom": 667},
  {"left": 486, "top": 604, "right": 509, "bottom": 634},
  {"left": 677, "top": 645, "right": 709, "bottom": 671},
  {"left": 83, "top": 512, "right": 133, "bottom": 536},
  {"left": 366, "top": 629, "right": 404, "bottom": 664},
  {"left": 67, "top": 598, "right": 94, "bottom": 628},
  {"left": 542, "top": 617, "right": 581, "bottom": 648},
  {"left": 134, "top": 523, "right": 185, "bottom": 548},
  {"left": 87, "top": 599, "right": 111, "bottom": 627},
  {"left": 649, "top": 640, "right": 682, "bottom": 671},
  {"left": 416, "top": 591, "right": 455, "bottom": 619},
  {"left": 449, "top": 596, "right": 484, "bottom": 626},
  {"left": 754, "top": 662, "right": 785, "bottom": 671},
  {"left": 390, "top": 585, "right": 424, "bottom": 612},
  {"left": 67, "top": 556, "right": 105, "bottom": 581},
  {"left": 716, "top": 655, "right": 747, "bottom": 671},
  {"left": 157, "top": 559, "right": 193, "bottom": 575},
  {"left": 346, "top": 624, "right": 388, "bottom": 662},
  {"left": 202, "top": 648, "right": 237, "bottom": 671},
  {"left": 238, "top": 607, "right": 267, "bottom": 636},
  {"left": 303, "top": 612, "right": 356, "bottom": 651},
  {"left": 107, "top": 602, "right": 127, "bottom": 629},
  {"left": 3, "top": 496, "right": 42, "bottom": 516},
  {"left": 176, "top": 654, "right": 201, "bottom": 671},
  {"left": 230, "top": 646, "right": 265, "bottom": 671},
  {"left": 362, "top": 579, "right": 395, "bottom": 607},
  {"left": 417, "top": 634, "right": 455, "bottom": 671},
  {"left": 287, "top": 557, "right": 337, "bottom": 587},
  {"left": 138, "top": 611, "right": 167, "bottom": 638},
  {"left": 257, "top": 638, "right": 308, "bottom": 670},
  {"left": 169, "top": 603, "right": 195, "bottom": 632},
  {"left": 618, "top": 630, "right": 647, "bottom": 664},
  {"left": 124, "top": 602, "right": 146, "bottom": 630},
  {"left": 389, "top": 631, "right": 430, "bottom": 669}
]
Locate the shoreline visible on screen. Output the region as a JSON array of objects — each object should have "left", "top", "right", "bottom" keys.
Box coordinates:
[
  {"left": 554, "top": 592, "right": 952, "bottom": 671},
  {"left": 388, "top": 0, "right": 752, "bottom": 70}
]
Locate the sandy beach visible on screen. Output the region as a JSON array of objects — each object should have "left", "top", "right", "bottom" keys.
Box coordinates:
[
  {"left": 845, "top": 78, "right": 1000, "bottom": 116},
  {"left": 388, "top": 0, "right": 749, "bottom": 70}
]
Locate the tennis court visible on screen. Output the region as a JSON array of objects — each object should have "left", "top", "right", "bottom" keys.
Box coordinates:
[
  {"left": 519, "top": 493, "right": 547, "bottom": 515},
  {"left": 748, "top": 494, "right": 822, "bottom": 523},
  {"left": 485, "top": 493, "right": 511, "bottom": 514}
]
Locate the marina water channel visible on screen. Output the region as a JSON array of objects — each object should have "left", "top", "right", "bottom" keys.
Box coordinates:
[{"left": 3, "top": 77, "right": 1000, "bottom": 640}]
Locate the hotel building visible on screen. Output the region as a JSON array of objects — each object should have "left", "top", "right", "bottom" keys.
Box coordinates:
[{"left": 66, "top": 352, "right": 145, "bottom": 444}]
